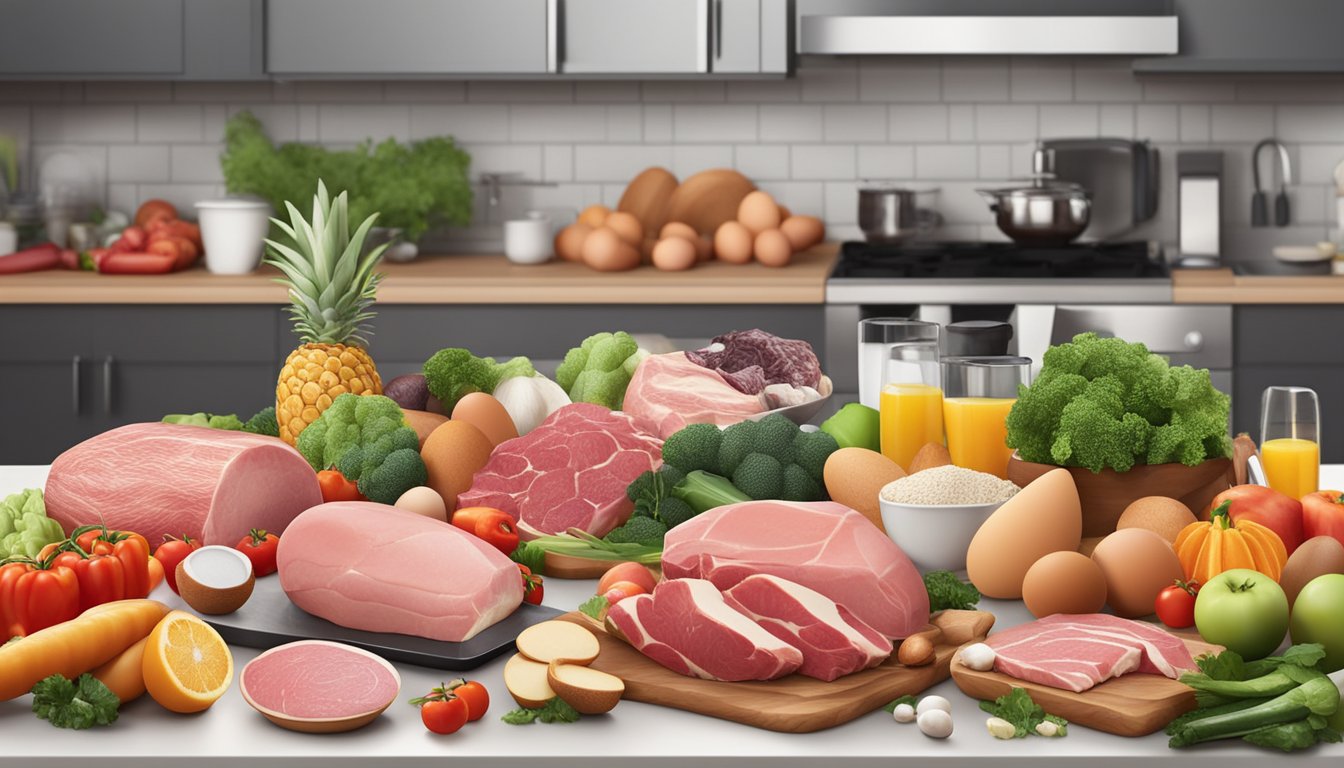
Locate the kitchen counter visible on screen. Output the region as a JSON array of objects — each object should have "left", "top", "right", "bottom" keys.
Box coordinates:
[
  {"left": 1173, "top": 267, "right": 1344, "bottom": 304},
  {"left": 4, "top": 463, "right": 1343, "bottom": 767},
  {"left": 0, "top": 246, "right": 837, "bottom": 306}
]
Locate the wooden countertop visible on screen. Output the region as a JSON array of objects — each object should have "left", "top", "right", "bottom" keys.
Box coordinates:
[
  {"left": 0, "top": 246, "right": 837, "bottom": 305},
  {"left": 1172, "top": 267, "right": 1344, "bottom": 304}
]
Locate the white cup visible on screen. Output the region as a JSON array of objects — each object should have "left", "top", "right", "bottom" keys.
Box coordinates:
[
  {"left": 195, "top": 198, "right": 272, "bottom": 275},
  {"left": 504, "top": 215, "right": 553, "bottom": 265}
]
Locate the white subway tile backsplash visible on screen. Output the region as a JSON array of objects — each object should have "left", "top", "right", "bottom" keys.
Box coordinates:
[
  {"left": 35, "top": 106, "right": 136, "bottom": 143},
  {"left": 108, "top": 145, "right": 169, "bottom": 183},
  {"left": 0, "top": 83, "right": 68, "bottom": 103},
  {"left": 32, "top": 144, "right": 107, "bottom": 202},
  {"left": 1276, "top": 105, "right": 1344, "bottom": 142},
  {"left": 1289, "top": 185, "right": 1329, "bottom": 225},
  {"left": 943, "top": 61, "right": 1009, "bottom": 102},
  {"left": 202, "top": 106, "right": 227, "bottom": 143},
  {"left": 575, "top": 82, "right": 641, "bottom": 102},
  {"left": 1210, "top": 105, "right": 1274, "bottom": 142},
  {"left": 107, "top": 183, "right": 138, "bottom": 214},
  {"left": 857, "top": 61, "right": 940, "bottom": 102},
  {"left": 228, "top": 104, "right": 299, "bottom": 143},
  {"left": 294, "top": 82, "right": 385, "bottom": 103},
  {"left": 319, "top": 105, "right": 409, "bottom": 142},
  {"left": 791, "top": 145, "right": 856, "bottom": 180},
  {"left": 801, "top": 61, "right": 858, "bottom": 103},
  {"left": 1074, "top": 64, "right": 1143, "bottom": 102},
  {"left": 170, "top": 144, "right": 225, "bottom": 183},
  {"left": 975, "top": 104, "right": 1037, "bottom": 141},
  {"left": 465, "top": 144, "right": 544, "bottom": 178},
  {"left": 1136, "top": 104, "right": 1179, "bottom": 142},
  {"left": 1142, "top": 79, "right": 1235, "bottom": 103},
  {"left": 823, "top": 180, "right": 861, "bottom": 223},
  {"left": 915, "top": 145, "right": 977, "bottom": 180},
  {"left": 1010, "top": 62, "right": 1072, "bottom": 102},
  {"left": 510, "top": 105, "right": 607, "bottom": 142},
  {"left": 0, "top": 106, "right": 30, "bottom": 155},
  {"left": 948, "top": 104, "right": 975, "bottom": 141},
  {"left": 674, "top": 104, "right": 756, "bottom": 143},
  {"left": 1100, "top": 104, "right": 1135, "bottom": 138},
  {"left": 543, "top": 145, "right": 574, "bottom": 182},
  {"left": 410, "top": 104, "right": 509, "bottom": 142},
  {"left": 641, "top": 82, "right": 725, "bottom": 103},
  {"left": 735, "top": 144, "right": 790, "bottom": 180},
  {"left": 133, "top": 183, "right": 224, "bottom": 212},
  {"left": 643, "top": 104, "right": 673, "bottom": 142},
  {"left": 672, "top": 145, "right": 734, "bottom": 177},
  {"left": 936, "top": 182, "right": 995, "bottom": 225},
  {"left": 727, "top": 79, "right": 802, "bottom": 103},
  {"left": 857, "top": 145, "right": 914, "bottom": 179},
  {"left": 383, "top": 82, "right": 466, "bottom": 103},
  {"left": 759, "top": 105, "right": 822, "bottom": 143},
  {"left": 1039, "top": 104, "right": 1098, "bottom": 139},
  {"left": 467, "top": 82, "right": 573, "bottom": 103},
  {"left": 823, "top": 105, "right": 886, "bottom": 142},
  {"left": 85, "top": 82, "right": 173, "bottom": 103},
  {"left": 1297, "top": 145, "right": 1344, "bottom": 184},
  {"left": 137, "top": 105, "right": 203, "bottom": 142},
  {"left": 756, "top": 181, "right": 824, "bottom": 218},
  {"left": 1235, "top": 81, "right": 1344, "bottom": 103},
  {"left": 888, "top": 104, "right": 947, "bottom": 142},
  {"left": 605, "top": 105, "right": 643, "bottom": 142},
  {"left": 173, "top": 82, "right": 276, "bottom": 103},
  {"left": 977, "top": 145, "right": 1010, "bottom": 179},
  {"left": 1179, "top": 104, "right": 1210, "bottom": 143},
  {"left": 297, "top": 105, "right": 318, "bottom": 142},
  {"left": 575, "top": 144, "right": 674, "bottom": 182}
]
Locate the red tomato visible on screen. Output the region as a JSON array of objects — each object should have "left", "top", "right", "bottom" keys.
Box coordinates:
[
  {"left": 119, "top": 226, "right": 147, "bottom": 250},
  {"left": 447, "top": 679, "right": 489, "bottom": 722},
  {"left": 134, "top": 199, "right": 178, "bottom": 228},
  {"left": 517, "top": 564, "right": 544, "bottom": 605},
  {"left": 317, "top": 469, "right": 363, "bottom": 502},
  {"left": 1208, "top": 485, "right": 1304, "bottom": 554},
  {"left": 236, "top": 529, "right": 280, "bottom": 577},
  {"left": 1155, "top": 579, "right": 1200, "bottom": 629},
  {"left": 412, "top": 687, "right": 470, "bottom": 734},
  {"left": 153, "top": 535, "right": 200, "bottom": 594}
]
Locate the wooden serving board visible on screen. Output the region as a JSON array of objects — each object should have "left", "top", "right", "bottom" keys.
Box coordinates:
[
  {"left": 950, "top": 634, "right": 1222, "bottom": 737},
  {"left": 556, "top": 609, "right": 995, "bottom": 733},
  {"left": 543, "top": 552, "right": 622, "bottom": 579}
]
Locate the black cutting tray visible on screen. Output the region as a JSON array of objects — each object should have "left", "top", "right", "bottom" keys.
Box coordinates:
[{"left": 156, "top": 576, "right": 562, "bottom": 671}]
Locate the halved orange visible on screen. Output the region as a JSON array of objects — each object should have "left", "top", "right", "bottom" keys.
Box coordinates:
[{"left": 142, "top": 610, "right": 233, "bottom": 713}]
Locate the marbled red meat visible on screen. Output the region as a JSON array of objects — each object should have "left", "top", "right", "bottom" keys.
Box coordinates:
[{"left": 686, "top": 329, "right": 822, "bottom": 394}]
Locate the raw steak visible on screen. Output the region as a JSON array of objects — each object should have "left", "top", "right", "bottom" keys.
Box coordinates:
[
  {"left": 686, "top": 329, "right": 822, "bottom": 393},
  {"left": 622, "top": 352, "right": 766, "bottom": 439},
  {"left": 607, "top": 578, "right": 803, "bottom": 681},
  {"left": 986, "top": 613, "right": 1198, "bottom": 693},
  {"left": 241, "top": 641, "right": 399, "bottom": 720},
  {"left": 45, "top": 423, "right": 322, "bottom": 546},
  {"left": 661, "top": 500, "right": 929, "bottom": 639},
  {"left": 723, "top": 574, "right": 892, "bottom": 681},
  {"left": 277, "top": 502, "right": 523, "bottom": 642},
  {"left": 457, "top": 403, "right": 663, "bottom": 538}
]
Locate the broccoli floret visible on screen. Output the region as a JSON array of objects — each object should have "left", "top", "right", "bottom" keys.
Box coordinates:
[
  {"left": 781, "top": 463, "right": 823, "bottom": 502},
  {"left": 718, "top": 419, "right": 759, "bottom": 476},
  {"left": 658, "top": 497, "right": 697, "bottom": 529},
  {"left": 662, "top": 423, "right": 723, "bottom": 474},
  {"left": 423, "top": 348, "right": 536, "bottom": 413},
  {"left": 297, "top": 393, "right": 428, "bottom": 504},
  {"left": 604, "top": 516, "right": 667, "bottom": 546},
  {"left": 732, "top": 453, "right": 784, "bottom": 500},
  {"left": 242, "top": 406, "right": 278, "bottom": 437},
  {"left": 793, "top": 429, "right": 839, "bottom": 482},
  {"left": 626, "top": 465, "right": 687, "bottom": 520},
  {"left": 752, "top": 414, "right": 798, "bottom": 465},
  {"left": 555, "top": 331, "right": 643, "bottom": 410}
]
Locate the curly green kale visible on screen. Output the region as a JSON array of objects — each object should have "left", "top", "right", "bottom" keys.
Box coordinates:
[
  {"left": 555, "top": 331, "right": 645, "bottom": 410},
  {"left": 296, "top": 393, "right": 427, "bottom": 504},
  {"left": 423, "top": 348, "right": 535, "bottom": 413},
  {"left": 1005, "top": 332, "right": 1231, "bottom": 473},
  {"left": 242, "top": 406, "right": 279, "bottom": 437}
]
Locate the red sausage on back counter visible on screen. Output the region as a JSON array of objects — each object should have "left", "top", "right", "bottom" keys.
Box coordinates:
[{"left": 0, "top": 244, "right": 61, "bottom": 274}]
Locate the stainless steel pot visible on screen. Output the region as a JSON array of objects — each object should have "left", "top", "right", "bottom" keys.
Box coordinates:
[
  {"left": 976, "top": 182, "right": 1091, "bottom": 246},
  {"left": 857, "top": 185, "right": 938, "bottom": 243}
]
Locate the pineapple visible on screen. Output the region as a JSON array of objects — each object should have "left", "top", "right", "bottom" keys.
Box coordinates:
[{"left": 266, "top": 180, "right": 389, "bottom": 446}]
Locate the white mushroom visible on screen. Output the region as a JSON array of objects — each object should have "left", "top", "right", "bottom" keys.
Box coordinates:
[
  {"left": 891, "top": 703, "right": 917, "bottom": 724},
  {"left": 917, "top": 709, "right": 954, "bottom": 739}
]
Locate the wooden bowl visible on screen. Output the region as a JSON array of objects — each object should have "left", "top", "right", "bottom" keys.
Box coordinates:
[{"left": 1007, "top": 454, "right": 1236, "bottom": 539}]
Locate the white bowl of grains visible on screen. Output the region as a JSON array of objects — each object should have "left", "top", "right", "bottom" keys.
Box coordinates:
[{"left": 878, "top": 465, "right": 1021, "bottom": 573}]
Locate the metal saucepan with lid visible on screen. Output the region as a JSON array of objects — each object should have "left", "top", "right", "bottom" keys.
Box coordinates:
[
  {"left": 976, "top": 181, "right": 1092, "bottom": 246},
  {"left": 857, "top": 183, "right": 941, "bottom": 244}
]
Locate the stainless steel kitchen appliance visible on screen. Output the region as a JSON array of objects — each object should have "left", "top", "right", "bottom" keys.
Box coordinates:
[
  {"left": 1041, "top": 138, "right": 1160, "bottom": 241},
  {"left": 857, "top": 184, "right": 939, "bottom": 243},
  {"left": 1176, "top": 151, "right": 1224, "bottom": 268},
  {"left": 976, "top": 180, "right": 1092, "bottom": 246}
]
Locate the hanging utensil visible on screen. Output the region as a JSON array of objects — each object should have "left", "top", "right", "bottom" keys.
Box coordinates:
[{"left": 1252, "top": 139, "right": 1292, "bottom": 228}]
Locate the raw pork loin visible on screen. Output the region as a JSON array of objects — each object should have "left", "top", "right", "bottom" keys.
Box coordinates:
[
  {"left": 45, "top": 423, "right": 322, "bottom": 546},
  {"left": 457, "top": 403, "right": 662, "bottom": 538},
  {"left": 986, "top": 613, "right": 1197, "bottom": 693},
  {"left": 241, "top": 641, "right": 399, "bottom": 720},
  {"left": 277, "top": 502, "right": 523, "bottom": 642},
  {"left": 661, "top": 500, "right": 929, "bottom": 639},
  {"left": 723, "top": 574, "right": 892, "bottom": 681},
  {"left": 622, "top": 352, "right": 766, "bottom": 439},
  {"left": 607, "top": 579, "right": 803, "bottom": 681}
]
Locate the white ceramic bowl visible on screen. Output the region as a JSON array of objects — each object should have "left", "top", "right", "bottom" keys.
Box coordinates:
[
  {"left": 195, "top": 198, "right": 271, "bottom": 274},
  {"left": 878, "top": 494, "right": 1004, "bottom": 573}
]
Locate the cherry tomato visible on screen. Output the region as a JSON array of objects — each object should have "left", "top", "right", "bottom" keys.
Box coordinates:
[
  {"left": 447, "top": 678, "right": 490, "bottom": 722},
  {"left": 518, "top": 564, "right": 544, "bottom": 606},
  {"left": 152, "top": 535, "right": 200, "bottom": 595},
  {"left": 1155, "top": 579, "right": 1200, "bottom": 629},
  {"left": 317, "top": 469, "right": 363, "bottom": 502},
  {"left": 236, "top": 528, "right": 280, "bottom": 577},
  {"left": 411, "top": 685, "right": 470, "bottom": 734}
]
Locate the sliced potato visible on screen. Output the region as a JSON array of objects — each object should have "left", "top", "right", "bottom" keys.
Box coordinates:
[
  {"left": 547, "top": 661, "right": 624, "bottom": 715},
  {"left": 515, "top": 621, "right": 600, "bottom": 665},
  {"left": 503, "top": 653, "right": 554, "bottom": 708}
]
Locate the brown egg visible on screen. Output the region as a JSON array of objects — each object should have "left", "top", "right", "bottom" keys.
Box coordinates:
[
  {"left": 451, "top": 392, "right": 519, "bottom": 447},
  {"left": 1281, "top": 536, "right": 1344, "bottom": 605},
  {"left": 1022, "top": 551, "right": 1108, "bottom": 618},
  {"left": 822, "top": 447, "right": 905, "bottom": 532},
  {"left": 753, "top": 229, "right": 793, "bottom": 268},
  {"left": 714, "top": 221, "right": 754, "bottom": 264},
  {"left": 779, "top": 215, "right": 826, "bottom": 251},
  {"left": 1116, "top": 496, "right": 1197, "bottom": 544},
  {"left": 966, "top": 468, "right": 1082, "bottom": 599},
  {"left": 651, "top": 236, "right": 697, "bottom": 271},
  {"left": 1091, "top": 528, "right": 1184, "bottom": 619},
  {"left": 603, "top": 211, "right": 644, "bottom": 246},
  {"left": 554, "top": 223, "right": 592, "bottom": 262},
  {"left": 577, "top": 204, "right": 611, "bottom": 228},
  {"left": 736, "top": 190, "right": 782, "bottom": 235},
  {"left": 421, "top": 421, "right": 494, "bottom": 513},
  {"left": 661, "top": 222, "right": 712, "bottom": 261},
  {"left": 581, "top": 226, "right": 640, "bottom": 272}
]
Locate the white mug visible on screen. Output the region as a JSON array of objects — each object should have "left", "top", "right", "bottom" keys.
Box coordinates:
[{"left": 504, "top": 216, "right": 553, "bottom": 265}]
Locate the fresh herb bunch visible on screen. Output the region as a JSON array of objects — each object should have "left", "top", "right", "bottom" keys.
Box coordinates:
[
  {"left": 980, "top": 688, "right": 1068, "bottom": 738},
  {"left": 31, "top": 674, "right": 120, "bottom": 730},
  {"left": 501, "top": 698, "right": 581, "bottom": 725},
  {"left": 924, "top": 570, "right": 980, "bottom": 612},
  {"left": 221, "top": 110, "right": 472, "bottom": 241}
]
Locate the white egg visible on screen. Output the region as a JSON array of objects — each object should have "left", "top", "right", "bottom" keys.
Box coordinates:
[
  {"left": 917, "top": 709, "right": 954, "bottom": 739},
  {"left": 916, "top": 695, "right": 952, "bottom": 716},
  {"left": 892, "top": 703, "right": 917, "bottom": 724},
  {"left": 394, "top": 486, "right": 448, "bottom": 523}
]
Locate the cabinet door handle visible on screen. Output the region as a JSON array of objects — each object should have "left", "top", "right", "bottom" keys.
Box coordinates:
[
  {"left": 71, "top": 355, "right": 81, "bottom": 416},
  {"left": 715, "top": 0, "right": 723, "bottom": 60},
  {"left": 103, "top": 356, "right": 114, "bottom": 415},
  {"left": 547, "top": 0, "right": 560, "bottom": 73},
  {"left": 696, "top": 0, "right": 710, "bottom": 73}
]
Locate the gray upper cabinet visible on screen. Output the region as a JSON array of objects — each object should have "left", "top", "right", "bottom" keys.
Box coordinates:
[
  {"left": 556, "top": 0, "right": 708, "bottom": 74},
  {"left": 711, "top": 0, "right": 790, "bottom": 74},
  {"left": 1135, "top": 0, "right": 1344, "bottom": 73},
  {"left": 266, "top": 0, "right": 549, "bottom": 76}
]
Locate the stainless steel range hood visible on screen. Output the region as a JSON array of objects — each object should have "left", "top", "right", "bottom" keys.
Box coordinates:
[{"left": 797, "top": 0, "right": 1178, "bottom": 56}]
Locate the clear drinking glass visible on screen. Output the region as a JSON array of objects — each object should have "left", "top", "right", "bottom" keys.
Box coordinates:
[
  {"left": 941, "top": 356, "right": 1032, "bottom": 479},
  {"left": 1260, "top": 386, "right": 1320, "bottom": 500},
  {"left": 872, "top": 320, "right": 942, "bottom": 471}
]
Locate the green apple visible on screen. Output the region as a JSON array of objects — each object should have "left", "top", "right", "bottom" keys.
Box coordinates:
[
  {"left": 1194, "top": 568, "right": 1290, "bottom": 661},
  {"left": 1289, "top": 573, "right": 1344, "bottom": 673}
]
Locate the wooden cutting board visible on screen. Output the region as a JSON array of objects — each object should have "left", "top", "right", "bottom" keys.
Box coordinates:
[
  {"left": 557, "top": 609, "right": 995, "bottom": 733},
  {"left": 950, "top": 634, "right": 1222, "bottom": 737}
]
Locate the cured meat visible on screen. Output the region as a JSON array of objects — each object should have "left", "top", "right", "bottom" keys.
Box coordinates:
[
  {"left": 45, "top": 423, "right": 322, "bottom": 546},
  {"left": 277, "top": 502, "right": 523, "bottom": 642},
  {"left": 661, "top": 500, "right": 929, "bottom": 639},
  {"left": 723, "top": 574, "right": 892, "bottom": 681},
  {"left": 607, "top": 578, "right": 803, "bottom": 681},
  {"left": 457, "top": 403, "right": 663, "bottom": 538},
  {"left": 622, "top": 352, "right": 766, "bottom": 439},
  {"left": 986, "top": 613, "right": 1198, "bottom": 693},
  {"left": 686, "top": 329, "right": 822, "bottom": 394},
  {"left": 240, "top": 641, "right": 399, "bottom": 720}
]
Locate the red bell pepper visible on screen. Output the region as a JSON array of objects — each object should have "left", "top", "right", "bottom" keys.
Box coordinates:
[
  {"left": 0, "top": 562, "right": 28, "bottom": 638},
  {"left": 47, "top": 549, "right": 126, "bottom": 613},
  {"left": 1207, "top": 484, "right": 1305, "bottom": 554},
  {"left": 70, "top": 525, "right": 151, "bottom": 599},
  {"left": 473, "top": 509, "right": 520, "bottom": 555},
  {"left": 1302, "top": 490, "right": 1344, "bottom": 549},
  {"left": 2, "top": 554, "right": 80, "bottom": 636}
]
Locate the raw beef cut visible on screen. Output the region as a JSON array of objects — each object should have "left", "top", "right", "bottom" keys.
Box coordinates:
[
  {"left": 607, "top": 578, "right": 803, "bottom": 681},
  {"left": 662, "top": 500, "right": 928, "bottom": 639},
  {"left": 686, "top": 329, "right": 822, "bottom": 393},
  {"left": 457, "top": 403, "right": 663, "bottom": 538},
  {"left": 277, "top": 502, "right": 523, "bottom": 642},
  {"left": 240, "top": 640, "right": 399, "bottom": 720},
  {"left": 622, "top": 352, "right": 766, "bottom": 439},
  {"left": 723, "top": 574, "right": 892, "bottom": 681},
  {"left": 45, "top": 423, "right": 322, "bottom": 546},
  {"left": 986, "top": 613, "right": 1198, "bottom": 693}
]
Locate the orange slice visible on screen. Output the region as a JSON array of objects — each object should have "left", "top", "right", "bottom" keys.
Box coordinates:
[{"left": 141, "top": 610, "right": 234, "bottom": 713}]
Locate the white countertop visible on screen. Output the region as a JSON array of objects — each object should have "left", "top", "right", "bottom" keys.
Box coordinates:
[{"left": 4, "top": 464, "right": 1344, "bottom": 768}]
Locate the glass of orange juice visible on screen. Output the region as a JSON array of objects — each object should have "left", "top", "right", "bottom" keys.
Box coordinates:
[
  {"left": 876, "top": 320, "right": 942, "bottom": 471},
  {"left": 942, "top": 356, "right": 1032, "bottom": 479},
  {"left": 1260, "top": 386, "right": 1320, "bottom": 500}
]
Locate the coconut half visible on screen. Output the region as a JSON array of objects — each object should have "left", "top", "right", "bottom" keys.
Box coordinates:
[{"left": 177, "top": 545, "right": 255, "bottom": 615}]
